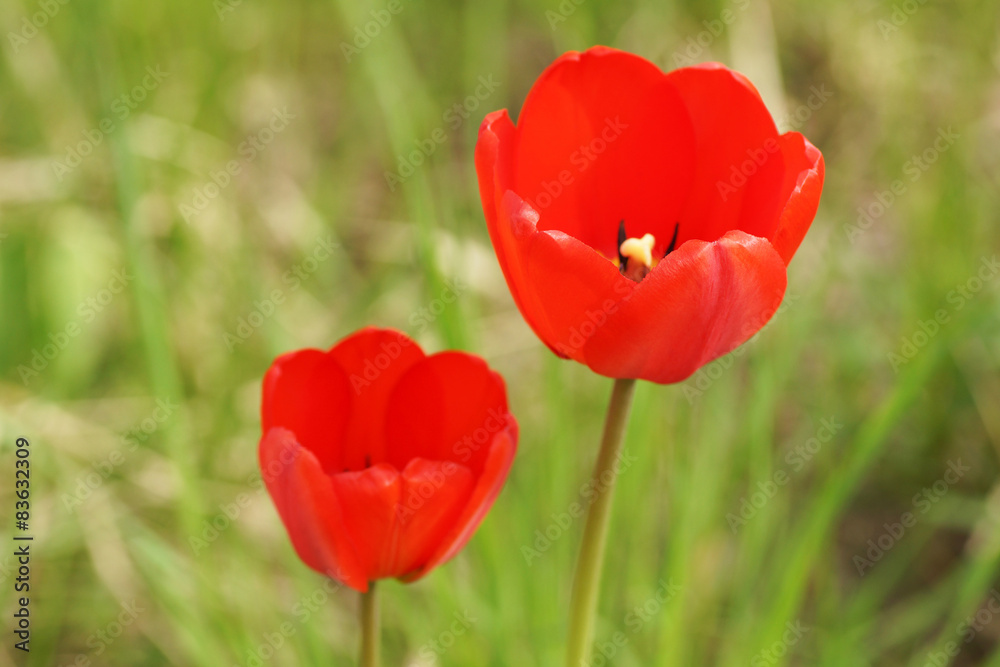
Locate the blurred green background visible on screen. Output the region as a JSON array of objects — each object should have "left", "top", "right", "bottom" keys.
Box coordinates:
[{"left": 1, "top": 0, "right": 1000, "bottom": 665}]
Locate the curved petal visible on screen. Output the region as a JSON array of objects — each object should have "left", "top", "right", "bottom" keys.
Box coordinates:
[
  {"left": 261, "top": 349, "right": 353, "bottom": 474},
  {"left": 383, "top": 351, "right": 512, "bottom": 476},
  {"left": 513, "top": 46, "right": 696, "bottom": 256},
  {"left": 495, "top": 191, "right": 640, "bottom": 363},
  {"left": 477, "top": 110, "right": 540, "bottom": 331},
  {"left": 406, "top": 423, "right": 518, "bottom": 581},
  {"left": 582, "top": 231, "right": 788, "bottom": 383},
  {"left": 327, "top": 460, "right": 478, "bottom": 582},
  {"left": 326, "top": 327, "right": 426, "bottom": 469},
  {"left": 664, "top": 63, "right": 786, "bottom": 243},
  {"left": 769, "top": 132, "right": 825, "bottom": 265},
  {"left": 258, "top": 428, "right": 368, "bottom": 591},
  {"left": 392, "top": 458, "right": 475, "bottom": 577},
  {"left": 328, "top": 463, "right": 402, "bottom": 582},
  {"left": 476, "top": 111, "right": 517, "bottom": 224}
]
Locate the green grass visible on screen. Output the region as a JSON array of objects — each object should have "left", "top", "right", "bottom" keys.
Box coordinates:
[{"left": 2, "top": 0, "right": 1000, "bottom": 665}]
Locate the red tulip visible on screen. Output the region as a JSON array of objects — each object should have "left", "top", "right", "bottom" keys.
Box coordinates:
[
  {"left": 258, "top": 328, "right": 517, "bottom": 592},
  {"left": 475, "top": 46, "right": 824, "bottom": 384}
]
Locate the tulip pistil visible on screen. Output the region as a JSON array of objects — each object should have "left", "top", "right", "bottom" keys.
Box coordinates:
[
  {"left": 616, "top": 222, "right": 680, "bottom": 282},
  {"left": 617, "top": 221, "right": 654, "bottom": 282}
]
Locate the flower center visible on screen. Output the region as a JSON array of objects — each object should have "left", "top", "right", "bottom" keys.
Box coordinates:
[
  {"left": 620, "top": 233, "right": 655, "bottom": 280},
  {"left": 616, "top": 221, "right": 679, "bottom": 282}
]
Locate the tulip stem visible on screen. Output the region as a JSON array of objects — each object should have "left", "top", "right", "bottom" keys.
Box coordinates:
[
  {"left": 360, "top": 581, "right": 380, "bottom": 667},
  {"left": 565, "top": 377, "right": 637, "bottom": 667}
]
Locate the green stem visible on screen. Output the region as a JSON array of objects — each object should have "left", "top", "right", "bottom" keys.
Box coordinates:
[
  {"left": 360, "top": 581, "right": 380, "bottom": 667},
  {"left": 565, "top": 378, "right": 638, "bottom": 667}
]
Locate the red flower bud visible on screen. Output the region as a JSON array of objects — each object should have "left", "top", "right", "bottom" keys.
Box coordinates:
[{"left": 259, "top": 327, "right": 517, "bottom": 592}]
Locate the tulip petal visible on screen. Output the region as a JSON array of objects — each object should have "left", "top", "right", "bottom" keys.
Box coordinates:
[
  {"left": 476, "top": 109, "right": 518, "bottom": 289},
  {"left": 407, "top": 423, "right": 518, "bottom": 581},
  {"left": 392, "top": 458, "right": 475, "bottom": 577},
  {"left": 261, "top": 350, "right": 353, "bottom": 474},
  {"left": 769, "top": 132, "right": 825, "bottom": 265},
  {"left": 664, "top": 63, "right": 786, "bottom": 244},
  {"left": 513, "top": 47, "right": 697, "bottom": 257},
  {"left": 384, "top": 351, "right": 512, "bottom": 476},
  {"left": 496, "top": 191, "right": 639, "bottom": 364},
  {"left": 258, "top": 428, "right": 368, "bottom": 591},
  {"left": 583, "top": 231, "right": 788, "bottom": 383},
  {"left": 327, "top": 459, "right": 475, "bottom": 581},
  {"left": 325, "top": 327, "right": 426, "bottom": 469},
  {"left": 328, "top": 463, "right": 401, "bottom": 582},
  {"left": 477, "top": 110, "right": 554, "bottom": 345}
]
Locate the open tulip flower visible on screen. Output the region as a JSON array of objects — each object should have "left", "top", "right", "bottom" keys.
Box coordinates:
[
  {"left": 476, "top": 46, "right": 825, "bottom": 667},
  {"left": 476, "top": 46, "right": 824, "bottom": 384},
  {"left": 258, "top": 328, "right": 517, "bottom": 595}
]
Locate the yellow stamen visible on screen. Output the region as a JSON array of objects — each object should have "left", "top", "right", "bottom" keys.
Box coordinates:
[{"left": 619, "top": 233, "right": 656, "bottom": 270}]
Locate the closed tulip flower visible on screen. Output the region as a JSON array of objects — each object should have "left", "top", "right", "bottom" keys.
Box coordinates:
[{"left": 258, "top": 327, "right": 517, "bottom": 594}]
